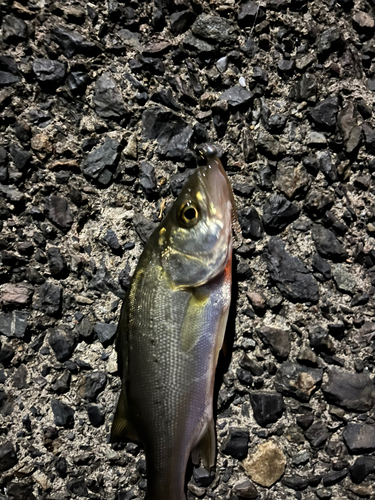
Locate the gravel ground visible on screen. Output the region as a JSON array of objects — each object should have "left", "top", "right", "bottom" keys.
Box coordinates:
[{"left": 1, "top": 0, "right": 375, "bottom": 499}]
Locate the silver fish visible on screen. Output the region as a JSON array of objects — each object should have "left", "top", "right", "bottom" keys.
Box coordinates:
[{"left": 111, "top": 145, "right": 236, "bottom": 500}]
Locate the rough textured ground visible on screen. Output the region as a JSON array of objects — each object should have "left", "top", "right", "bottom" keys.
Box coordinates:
[{"left": 1, "top": 0, "right": 375, "bottom": 498}]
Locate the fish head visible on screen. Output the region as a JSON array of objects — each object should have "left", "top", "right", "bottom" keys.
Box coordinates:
[{"left": 159, "top": 145, "right": 235, "bottom": 288}]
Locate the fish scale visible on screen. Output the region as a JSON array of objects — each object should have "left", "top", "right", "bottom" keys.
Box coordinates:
[{"left": 111, "top": 146, "right": 236, "bottom": 500}]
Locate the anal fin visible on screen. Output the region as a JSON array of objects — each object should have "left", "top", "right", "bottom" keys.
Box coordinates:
[
  {"left": 110, "top": 387, "right": 141, "bottom": 444},
  {"left": 191, "top": 419, "right": 216, "bottom": 471}
]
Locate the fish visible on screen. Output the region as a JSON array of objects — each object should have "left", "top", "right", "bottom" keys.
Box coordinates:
[{"left": 111, "top": 144, "right": 236, "bottom": 500}]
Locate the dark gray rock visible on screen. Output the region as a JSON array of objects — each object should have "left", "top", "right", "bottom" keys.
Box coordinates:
[
  {"left": 45, "top": 196, "right": 73, "bottom": 230},
  {"left": 9, "top": 144, "right": 31, "bottom": 172},
  {"left": 361, "top": 123, "right": 375, "bottom": 154},
  {"left": 219, "top": 86, "right": 253, "bottom": 110},
  {"left": 265, "top": 238, "right": 319, "bottom": 303},
  {"left": 93, "top": 73, "right": 127, "bottom": 119},
  {"left": 13, "top": 365, "right": 27, "bottom": 389},
  {"left": 50, "top": 26, "right": 101, "bottom": 58},
  {"left": 55, "top": 456, "right": 67, "bottom": 478},
  {"left": 49, "top": 329, "right": 76, "bottom": 362},
  {"left": 87, "top": 405, "right": 105, "bottom": 427},
  {"left": 51, "top": 399, "right": 74, "bottom": 428},
  {"left": 237, "top": 368, "right": 253, "bottom": 386},
  {"left": 0, "top": 344, "right": 15, "bottom": 366},
  {"left": 133, "top": 214, "right": 157, "bottom": 245},
  {"left": 250, "top": 392, "right": 285, "bottom": 426},
  {"left": 79, "top": 372, "right": 107, "bottom": 401},
  {"left": 104, "top": 230, "right": 122, "bottom": 254},
  {"left": 294, "top": 73, "right": 317, "bottom": 101},
  {"left": 322, "top": 469, "right": 348, "bottom": 487},
  {"left": 2, "top": 15, "right": 27, "bottom": 43},
  {"left": 257, "top": 326, "right": 291, "bottom": 359},
  {"left": 7, "top": 482, "right": 36, "bottom": 500},
  {"left": 322, "top": 368, "right": 375, "bottom": 411},
  {"left": 183, "top": 34, "right": 215, "bottom": 54},
  {"left": 343, "top": 424, "right": 375, "bottom": 454},
  {"left": 278, "top": 59, "right": 295, "bottom": 76},
  {"left": 337, "top": 102, "right": 361, "bottom": 154},
  {"left": 238, "top": 207, "right": 264, "bottom": 240},
  {"left": 262, "top": 194, "right": 300, "bottom": 233},
  {"left": 282, "top": 475, "right": 309, "bottom": 490},
  {"left": 312, "top": 225, "right": 347, "bottom": 261},
  {"left": 0, "top": 441, "right": 18, "bottom": 472},
  {"left": 309, "top": 326, "right": 335, "bottom": 353},
  {"left": 233, "top": 479, "right": 259, "bottom": 499},
  {"left": 35, "top": 282, "right": 62, "bottom": 316},
  {"left": 238, "top": 1, "right": 266, "bottom": 27},
  {"left": 257, "top": 130, "right": 284, "bottom": 158},
  {"left": 275, "top": 362, "right": 323, "bottom": 401},
  {"left": 317, "top": 151, "right": 338, "bottom": 183},
  {"left": 139, "top": 162, "right": 158, "bottom": 199},
  {"left": 221, "top": 428, "right": 249, "bottom": 459},
  {"left": 47, "top": 247, "right": 68, "bottom": 279},
  {"left": 316, "top": 27, "right": 342, "bottom": 56},
  {"left": 81, "top": 137, "right": 120, "bottom": 185},
  {"left": 94, "top": 322, "right": 117, "bottom": 345},
  {"left": 33, "top": 58, "right": 66, "bottom": 85},
  {"left": 170, "top": 10, "right": 196, "bottom": 35},
  {"left": 312, "top": 253, "right": 331, "bottom": 280},
  {"left": 304, "top": 189, "right": 334, "bottom": 218},
  {"left": 191, "top": 14, "right": 238, "bottom": 43},
  {"left": 67, "top": 71, "right": 90, "bottom": 94},
  {"left": 349, "top": 456, "right": 375, "bottom": 483},
  {"left": 67, "top": 478, "right": 88, "bottom": 497},
  {"left": 0, "top": 311, "right": 29, "bottom": 339},
  {"left": 305, "top": 420, "right": 329, "bottom": 448},
  {"left": 51, "top": 371, "right": 71, "bottom": 394},
  {"left": 151, "top": 88, "right": 181, "bottom": 111},
  {"left": 310, "top": 96, "right": 339, "bottom": 130},
  {"left": 0, "top": 56, "right": 21, "bottom": 85},
  {"left": 332, "top": 265, "right": 356, "bottom": 295}
]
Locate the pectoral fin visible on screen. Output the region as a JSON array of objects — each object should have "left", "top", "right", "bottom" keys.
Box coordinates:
[
  {"left": 191, "top": 419, "right": 216, "bottom": 471},
  {"left": 181, "top": 291, "right": 209, "bottom": 353},
  {"left": 110, "top": 388, "right": 141, "bottom": 444}
]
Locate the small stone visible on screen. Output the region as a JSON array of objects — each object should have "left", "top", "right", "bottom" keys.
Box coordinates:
[
  {"left": 0, "top": 310, "right": 29, "bottom": 338},
  {"left": 0, "top": 283, "right": 33, "bottom": 308},
  {"left": 78, "top": 371, "right": 107, "bottom": 401},
  {"left": 275, "top": 161, "right": 311, "bottom": 199},
  {"left": 81, "top": 137, "right": 120, "bottom": 186},
  {"left": 87, "top": 405, "right": 105, "bottom": 427},
  {"left": 362, "top": 123, "right": 375, "bottom": 154},
  {"left": 262, "top": 195, "right": 300, "bottom": 233},
  {"left": 33, "top": 58, "right": 66, "bottom": 85},
  {"left": 343, "top": 424, "right": 375, "bottom": 454},
  {"left": 169, "top": 10, "right": 196, "bottom": 35},
  {"left": 13, "top": 365, "right": 27, "bottom": 389},
  {"left": 353, "top": 11, "right": 375, "bottom": 35},
  {"left": 312, "top": 225, "right": 347, "bottom": 261},
  {"left": 238, "top": 1, "right": 266, "bottom": 27},
  {"left": 50, "top": 25, "right": 99, "bottom": 58},
  {"left": 67, "top": 478, "right": 88, "bottom": 497},
  {"left": 94, "top": 322, "right": 117, "bottom": 345},
  {"left": 104, "top": 230, "right": 122, "bottom": 254},
  {"left": 49, "top": 329, "right": 76, "bottom": 362},
  {"left": 47, "top": 247, "right": 68, "bottom": 279},
  {"left": 247, "top": 291, "right": 266, "bottom": 311},
  {"left": 243, "top": 440, "right": 286, "bottom": 487},
  {"left": 308, "top": 131, "right": 327, "bottom": 146},
  {"left": 192, "top": 467, "right": 215, "bottom": 487},
  {"left": 139, "top": 162, "right": 158, "bottom": 199},
  {"left": 257, "top": 326, "right": 291, "bottom": 359},
  {"left": 35, "top": 281, "right": 62, "bottom": 316},
  {"left": 238, "top": 207, "right": 264, "bottom": 240},
  {"left": 250, "top": 392, "right": 285, "bottom": 426},
  {"left": 349, "top": 456, "right": 375, "bottom": 483},
  {"left": 322, "top": 469, "right": 348, "bottom": 487},
  {"left": 45, "top": 196, "right": 73, "bottom": 230},
  {"left": 332, "top": 265, "right": 356, "bottom": 294},
  {"left": 55, "top": 456, "right": 67, "bottom": 477},
  {"left": 282, "top": 475, "right": 309, "bottom": 490},
  {"left": 316, "top": 28, "right": 342, "bottom": 56},
  {"left": 310, "top": 96, "right": 339, "bottom": 130},
  {"left": 316, "top": 487, "right": 332, "bottom": 499},
  {"left": 257, "top": 130, "right": 284, "bottom": 158},
  {"left": 312, "top": 253, "right": 331, "bottom": 280},
  {"left": 219, "top": 86, "right": 253, "bottom": 110},
  {"left": 233, "top": 478, "right": 259, "bottom": 499},
  {"left": 221, "top": 428, "right": 249, "bottom": 460},
  {"left": 51, "top": 399, "right": 74, "bottom": 428},
  {"left": 93, "top": 73, "right": 127, "bottom": 120},
  {"left": 322, "top": 368, "right": 375, "bottom": 412},
  {"left": 297, "top": 345, "right": 318, "bottom": 366},
  {"left": 275, "top": 362, "right": 323, "bottom": 401},
  {"left": 183, "top": 34, "right": 214, "bottom": 54},
  {"left": 2, "top": 15, "right": 27, "bottom": 43},
  {"left": 304, "top": 189, "right": 334, "bottom": 217},
  {"left": 292, "top": 450, "right": 311, "bottom": 466},
  {"left": 191, "top": 14, "right": 238, "bottom": 43},
  {"left": 305, "top": 420, "right": 329, "bottom": 448},
  {"left": 51, "top": 371, "right": 71, "bottom": 394},
  {"left": 0, "top": 56, "right": 21, "bottom": 85},
  {"left": 133, "top": 214, "right": 157, "bottom": 245},
  {"left": 294, "top": 73, "right": 317, "bottom": 101},
  {"left": 265, "top": 238, "right": 319, "bottom": 303},
  {"left": 0, "top": 441, "right": 18, "bottom": 472},
  {"left": 337, "top": 102, "right": 362, "bottom": 154},
  {"left": 317, "top": 151, "right": 338, "bottom": 183},
  {"left": 67, "top": 71, "right": 90, "bottom": 94}
]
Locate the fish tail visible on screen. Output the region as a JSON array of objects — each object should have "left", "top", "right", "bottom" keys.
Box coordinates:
[{"left": 145, "top": 470, "right": 186, "bottom": 500}]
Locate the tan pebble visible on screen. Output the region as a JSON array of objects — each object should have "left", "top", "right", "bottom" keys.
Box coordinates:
[
  {"left": 367, "top": 223, "right": 375, "bottom": 233},
  {"left": 243, "top": 440, "right": 286, "bottom": 488},
  {"left": 247, "top": 291, "right": 266, "bottom": 310}
]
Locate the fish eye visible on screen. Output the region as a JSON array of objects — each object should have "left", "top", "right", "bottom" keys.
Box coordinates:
[{"left": 180, "top": 203, "right": 199, "bottom": 226}]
